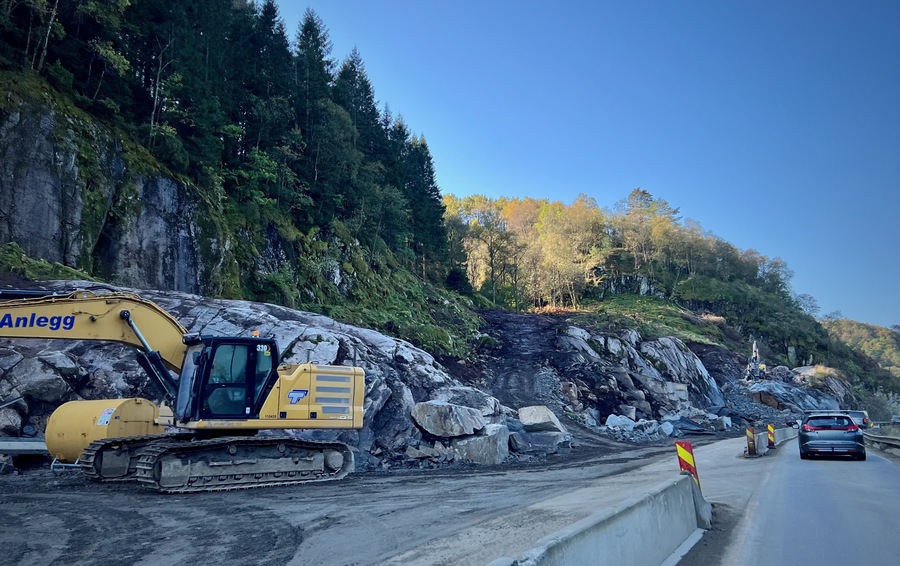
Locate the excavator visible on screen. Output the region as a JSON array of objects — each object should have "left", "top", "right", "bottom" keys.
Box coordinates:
[
  {"left": 0, "top": 286, "right": 365, "bottom": 493},
  {"left": 743, "top": 339, "right": 767, "bottom": 380}
]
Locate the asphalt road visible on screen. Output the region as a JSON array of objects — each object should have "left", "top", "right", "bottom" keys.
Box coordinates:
[{"left": 682, "top": 438, "right": 900, "bottom": 566}]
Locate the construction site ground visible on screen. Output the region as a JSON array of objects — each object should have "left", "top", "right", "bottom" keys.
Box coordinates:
[{"left": 0, "top": 438, "right": 701, "bottom": 566}]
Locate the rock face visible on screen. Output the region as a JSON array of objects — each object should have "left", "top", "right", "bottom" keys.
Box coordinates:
[
  {"left": 554, "top": 325, "right": 726, "bottom": 419},
  {"left": 1, "top": 94, "right": 216, "bottom": 295},
  {"left": 639, "top": 337, "right": 725, "bottom": 408}
]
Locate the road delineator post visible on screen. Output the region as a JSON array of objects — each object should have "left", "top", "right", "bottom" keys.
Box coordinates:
[
  {"left": 675, "top": 440, "right": 701, "bottom": 491},
  {"left": 746, "top": 426, "right": 757, "bottom": 456},
  {"left": 767, "top": 423, "right": 776, "bottom": 449}
]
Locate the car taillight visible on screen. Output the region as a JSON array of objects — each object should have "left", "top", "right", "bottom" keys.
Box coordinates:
[
  {"left": 802, "top": 424, "right": 816, "bottom": 432},
  {"left": 846, "top": 424, "right": 859, "bottom": 432}
]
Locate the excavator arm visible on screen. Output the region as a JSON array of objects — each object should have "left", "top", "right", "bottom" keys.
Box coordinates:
[
  {"left": 0, "top": 288, "right": 189, "bottom": 369},
  {"left": 0, "top": 288, "right": 191, "bottom": 397}
]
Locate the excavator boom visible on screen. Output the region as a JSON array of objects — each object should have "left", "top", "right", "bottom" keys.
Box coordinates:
[{"left": 0, "top": 288, "right": 188, "bottom": 371}]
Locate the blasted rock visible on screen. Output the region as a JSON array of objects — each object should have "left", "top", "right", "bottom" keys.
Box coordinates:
[
  {"left": 605, "top": 414, "right": 636, "bottom": 431},
  {"left": 0, "top": 407, "right": 23, "bottom": 435},
  {"left": 411, "top": 401, "right": 486, "bottom": 438},
  {"left": 8, "top": 358, "right": 70, "bottom": 403},
  {"left": 518, "top": 405, "right": 567, "bottom": 433},
  {"left": 509, "top": 430, "right": 571, "bottom": 455},
  {"left": 452, "top": 424, "right": 510, "bottom": 465}
]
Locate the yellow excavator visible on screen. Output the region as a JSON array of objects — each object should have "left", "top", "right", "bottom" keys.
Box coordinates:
[{"left": 0, "top": 286, "right": 365, "bottom": 493}]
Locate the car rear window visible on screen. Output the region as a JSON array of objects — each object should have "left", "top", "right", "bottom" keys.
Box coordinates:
[{"left": 807, "top": 416, "right": 853, "bottom": 427}]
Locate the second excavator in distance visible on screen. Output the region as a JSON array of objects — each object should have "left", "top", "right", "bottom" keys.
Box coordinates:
[{"left": 0, "top": 286, "right": 365, "bottom": 493}]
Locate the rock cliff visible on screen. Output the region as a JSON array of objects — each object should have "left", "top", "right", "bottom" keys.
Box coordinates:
[{"left": 1, "top": 80, "right": 218, "bottom": 294}]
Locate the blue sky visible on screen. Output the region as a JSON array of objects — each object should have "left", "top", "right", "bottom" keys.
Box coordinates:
[{"left": 276, "top": 1, "right": 900, "bottom": 329}]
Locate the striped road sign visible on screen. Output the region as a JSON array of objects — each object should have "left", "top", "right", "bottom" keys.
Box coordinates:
[
  {"left": 746, "top": 426, "right": 757, "bottom": 456},
  {"left": 675, "top": 440, "right": 701, "bottom": 491}
]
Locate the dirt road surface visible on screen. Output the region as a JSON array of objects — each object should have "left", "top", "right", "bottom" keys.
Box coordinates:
[{"left": 0, "top": 443, "right": 683, "bottom": 566}]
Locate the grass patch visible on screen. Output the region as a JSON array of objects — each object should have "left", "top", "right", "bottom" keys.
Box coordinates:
[
  {"left": 0, "top": 242, "right": 97, "bottom": 282},
  {"left": 565, "top": 295, "right": 730, "bottom": 346}
]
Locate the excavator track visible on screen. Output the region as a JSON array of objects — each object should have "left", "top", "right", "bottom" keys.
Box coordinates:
[
  {"left": 80, "top": 433, "right": 195, "bottom": 482},
  {"left": 133, "top": 437, "right": 355, "bottom": 493}
]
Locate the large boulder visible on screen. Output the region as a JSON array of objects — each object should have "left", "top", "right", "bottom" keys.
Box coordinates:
[
  {"left": 6, "top": 357, "right": 70, "bottom": 403},
  {"left": 0, "top": 407, "right": 22, "bottom": 435},
  {"left": 518, "top": 406, "right": 567, "bottom": 433},
  {"left": 452, "top": 424, "right": 510, "bottom": 465},
  {"left": 411, "top": 401, "right": 487, "bottom": 438},
  {"left": 0, "top": 349, "right": 24, "bottom": 372},
  {"left": 509, "top": 430, "right": 570, "bottom": 455},
  {"left": 430, "top": 386, "right": 502, "bottom": 419},
  {"left": 605, "top": 414, "right": 636, "bottom": 431}
]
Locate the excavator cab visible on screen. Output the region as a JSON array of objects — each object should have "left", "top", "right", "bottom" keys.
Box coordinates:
[{"left": 174, "top": 337, "right": 279, "bottom": 423}]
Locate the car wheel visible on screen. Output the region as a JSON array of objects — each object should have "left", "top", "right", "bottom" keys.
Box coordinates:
[
  {"left": 858, "top": 452, "right": 867, "bottom": 461},
  {"left": 800, "top": 452, "right": 809, "bottom": 460}
]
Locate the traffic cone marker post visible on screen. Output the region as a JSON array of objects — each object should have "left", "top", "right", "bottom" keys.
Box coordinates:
[
  {"left": 675, "top": 440, "right": 701, "bottom": 491},
  {"left": 746, "top": 426, "right": 756, "bottom": 456}
]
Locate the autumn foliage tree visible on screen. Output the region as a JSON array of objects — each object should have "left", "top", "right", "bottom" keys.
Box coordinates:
[{"left": 443, "top": 189, "right": 795, "bottom": 317}]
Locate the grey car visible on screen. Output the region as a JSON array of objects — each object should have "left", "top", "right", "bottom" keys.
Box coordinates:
[
  {"left": 798, "top": 413, "right": 866, "bottom": 460},
  {"left": 846, "top": 410, "right": 872, "bottom": 429}
]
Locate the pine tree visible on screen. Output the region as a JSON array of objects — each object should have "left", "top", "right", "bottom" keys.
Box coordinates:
[
  {"left": 245, "top": 0, "right": 294, "bottom": 150},
  {"left": 400, "top": 134, "right": 449, "bottom": 280},
  {"left": 292, "top": 9, "right": 349, "bottom": 226}
]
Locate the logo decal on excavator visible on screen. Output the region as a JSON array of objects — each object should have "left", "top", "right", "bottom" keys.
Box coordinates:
[
  {"left": 0, "top": 313, "right": 76, "bottom": 331},
  {"left": 287, "top": 389, "right": 309, "bottom": 404}
]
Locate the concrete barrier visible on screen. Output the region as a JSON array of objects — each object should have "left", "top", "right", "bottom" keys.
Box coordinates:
[
  {"left": 748, "top": 426, "right": 797, "bottom": 456},
  {"left": 774, "top": 426, "right": 797, "bottom": 444},
  {"left": 487, "top": 428, "right": 797, "bottom": 566},
  {"left": 487, "top": 475, "right": 710, "bottom": 566},
  {"left": 0, "top": 438, "right": 48, "bottom": 456}
]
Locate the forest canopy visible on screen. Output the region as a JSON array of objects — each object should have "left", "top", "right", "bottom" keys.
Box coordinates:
[{"left": 1, "top": 0, "right": 449, "bottom": 281}]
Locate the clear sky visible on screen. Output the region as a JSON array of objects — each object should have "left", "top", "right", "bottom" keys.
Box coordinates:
[{"left": 276, "top": 1, "right": 900, "bottom": 329}]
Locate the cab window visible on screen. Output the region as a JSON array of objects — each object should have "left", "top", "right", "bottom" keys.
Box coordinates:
[
  {"left": 203, "top": 344, "right": 249, "bottom": 416},
  {"left": 254, "top": 346, "right": 274, "bottom": 404}
]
